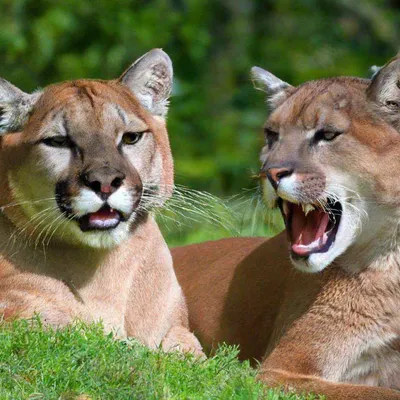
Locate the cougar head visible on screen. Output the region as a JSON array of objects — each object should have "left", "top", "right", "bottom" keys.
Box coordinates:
[
  {"left": 252, "top": 57, "right": 400, "bottom": 273},
  {"left": 0, "top": 49, "right": 174, "bottom": 249}
]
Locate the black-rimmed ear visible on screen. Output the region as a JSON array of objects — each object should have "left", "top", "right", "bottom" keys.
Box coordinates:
[
  {"left": 0, "top": 78, "right": 41, "bottom": 135},
  {"left": 250, "top": 66, "right": 293, "bottom": 109},
  {"left": 119, "top": 49, "right": 173, "bottom": 118},
  {"left": 367, "top": 55, "right": 400, "bottom": 130}
]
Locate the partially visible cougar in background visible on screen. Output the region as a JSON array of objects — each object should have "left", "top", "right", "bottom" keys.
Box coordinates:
[
  {"left": 0, "top": 49, "right": 202, "bottom": 355},
  {"left": 173, "top": 56, "right": 400, "bottom": 398}
]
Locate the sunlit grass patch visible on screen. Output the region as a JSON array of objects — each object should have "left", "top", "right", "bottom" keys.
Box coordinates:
[{"left": 0, "top": 319, "right": 322, "bottom": 399}]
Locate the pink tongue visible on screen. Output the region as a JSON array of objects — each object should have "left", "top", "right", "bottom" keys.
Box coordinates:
[
  {"left": 88, "top": 208, "right": 118, "bottom": 223},
  {"left": 291, "top": 204, "right": 330, "bottom": 252}
]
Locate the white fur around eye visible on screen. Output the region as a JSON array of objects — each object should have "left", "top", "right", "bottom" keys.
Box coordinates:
[
  {"left": 121, "top": 135, "right": 148, "bottom": 168},
  {"left": 38, "top": 146, "right": 71, "bottom": 180}
]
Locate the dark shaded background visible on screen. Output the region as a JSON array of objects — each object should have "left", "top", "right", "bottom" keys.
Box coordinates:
[{"left": 1, "top": 0, "right": 399, "bottom": 244}]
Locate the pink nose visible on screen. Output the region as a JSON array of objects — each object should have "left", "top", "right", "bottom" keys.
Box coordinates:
[
  {"left": 81, "top": 167, "right": 125, "bottom": 198},
  {"left": 267, "top": 167, "right": 293, "bottom": 184},
  {"left": 101, "top": 185, "right": 112, "bottom": 194}
]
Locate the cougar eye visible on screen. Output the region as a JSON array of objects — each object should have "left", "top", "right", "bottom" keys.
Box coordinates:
[
  {"left": 264, "top": 128, "right": 279, "bottom": 149},
  {"left": 314, "top": 129, "right": 343, "bottom": 143},
  {"left": 122, "top": 132, "right": 144, "bottom": 145},
  {"left": 42, "top": 136, "right": 72, "bottom": 148},
  {"left": 386, "top": 100, "right": 400, "bottom": 109}
]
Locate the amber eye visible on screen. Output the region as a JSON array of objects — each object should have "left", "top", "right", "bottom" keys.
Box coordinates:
[
  {"left": 314, "top": 129, "right": 343, "bottom": 143},
  {"left": 122, "top": 132, "right": 144, "bottom": 145},
  {"left": 42, "top": 136, "right": 72, "bottom": 148}
]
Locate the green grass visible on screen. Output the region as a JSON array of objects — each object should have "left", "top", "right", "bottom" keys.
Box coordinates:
[{"left": 0, "top": 319, "right": 323, "bottom": 400}]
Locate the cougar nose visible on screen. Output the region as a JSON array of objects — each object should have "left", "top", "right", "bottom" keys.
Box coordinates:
[
  {"left": 267, "top": 167, "right": 293, "bottom": 188},
  {"left": 81, "top": 167, "right": 126, "bottom": 199}
]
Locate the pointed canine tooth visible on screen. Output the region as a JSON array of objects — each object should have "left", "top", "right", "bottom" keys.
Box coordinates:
[
  {"left": 283, "top": 201, "right": 289, "bottom": 216},
  {"left": 303, "top": 204, "right": 315, "bottom": 216}
]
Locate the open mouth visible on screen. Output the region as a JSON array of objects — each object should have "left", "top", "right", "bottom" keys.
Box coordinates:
[
  {"left": 78, "top": 205, "right": 125, "bottom": 232},
  {"left": 280, "top": 198, "right": 342, "bottom": 258}
]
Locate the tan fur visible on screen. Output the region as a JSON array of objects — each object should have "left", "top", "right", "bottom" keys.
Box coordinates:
[
  {"left": 173, "top": 63, "right": 400, "bottom": 397},
  {"left": 0, "top": 50, "right": 202, "bottom": 356}
]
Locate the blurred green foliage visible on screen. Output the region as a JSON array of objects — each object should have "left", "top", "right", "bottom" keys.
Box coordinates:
[{"left": 1, "top": 0, "right": 399, "bottom": 244}]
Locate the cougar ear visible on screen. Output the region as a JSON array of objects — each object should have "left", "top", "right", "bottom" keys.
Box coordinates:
[
  {"left": 251, "top": 66, "right": 293, "bottom": 109},
  {"left": 0, "top": 78, "right": 41, "bottom": 135},
  {"left": 119, "top": 49, "right": 173, "bottom": 118},
  {"left": 367, "top": 55, "right": 400, "bottom": 130}
]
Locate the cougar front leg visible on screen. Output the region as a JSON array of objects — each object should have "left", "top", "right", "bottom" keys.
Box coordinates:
[
  {"left": 0, "top": 274, "right": 84, "bottom": 327},
  {"left": 258, "top": 368, "right": 400, "bottom": 400},
  {"left": 161, "top": 296, "right": 204, "bottom": 357}
]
